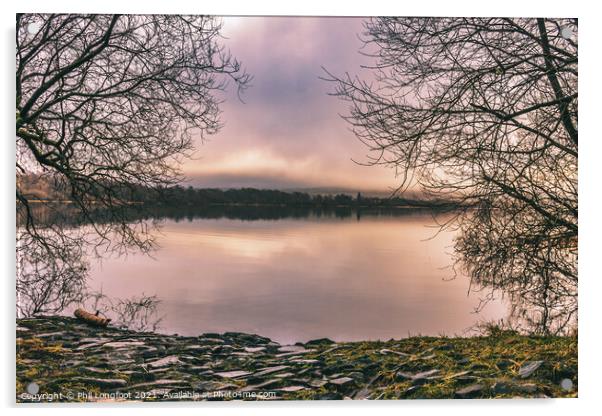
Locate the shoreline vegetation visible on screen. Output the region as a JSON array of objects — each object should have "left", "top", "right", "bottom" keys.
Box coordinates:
[{"left": 17, "top": 317, "right": 577, "bottom": 402}]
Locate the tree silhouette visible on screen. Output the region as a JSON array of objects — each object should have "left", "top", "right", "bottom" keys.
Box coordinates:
[
  {"left": 16, "top": 14, "right": 249, "bottom": 315},
  {"left": 325, "top": 17, "right": 577, "bottom": 333}
]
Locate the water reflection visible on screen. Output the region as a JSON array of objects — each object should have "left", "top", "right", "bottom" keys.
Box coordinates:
[
  {"left": 18, "top": 203, "right": 453, "bottom": 226},
  {"left": 85, "top": 212, "right": 507, "bottom": 343}
]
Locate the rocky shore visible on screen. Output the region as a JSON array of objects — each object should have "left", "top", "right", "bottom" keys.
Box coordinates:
[{"left": 16, "top": 317, "right": 577, "bottom": 402}]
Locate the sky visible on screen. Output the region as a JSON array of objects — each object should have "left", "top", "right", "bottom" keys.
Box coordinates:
[{"left": 181, "top": 16, "right": 400, "bottom": 193}]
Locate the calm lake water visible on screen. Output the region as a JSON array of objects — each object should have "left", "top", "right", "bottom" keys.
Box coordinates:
[{"left": 86, "top": 211, "right": 507, "bottom": 343}]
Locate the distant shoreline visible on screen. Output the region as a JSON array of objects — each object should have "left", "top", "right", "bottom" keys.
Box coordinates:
[{"left": 16, "top": 181, "right": 461, "bottom": 209}]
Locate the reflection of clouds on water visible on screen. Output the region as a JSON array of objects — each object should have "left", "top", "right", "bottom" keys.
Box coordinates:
[
  {"left": 85, "top": 214, "right": 508, "bottom": 343},
  {"left": 167, "top": 229, "right": 297, "bottom": 260}
]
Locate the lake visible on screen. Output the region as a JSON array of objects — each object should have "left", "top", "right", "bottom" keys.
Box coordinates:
[{"left": 85, "top": 210, "right": 507, "bottom": 344}]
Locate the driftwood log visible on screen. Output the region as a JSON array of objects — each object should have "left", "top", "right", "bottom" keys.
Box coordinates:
[{"left": 74, "top": 308, "right": 111, "bottom": 327}]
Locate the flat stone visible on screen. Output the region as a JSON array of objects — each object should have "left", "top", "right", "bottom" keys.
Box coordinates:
[
  {"left": 492, "top": 381, "right": 508, "bottom": 394},
  {"left": 517, "top": 383, "right": 538, "bottom": 393},
  {"left": 291, "top": 359, "right": 319, "bottom": 364},
  {"left": 106, "top": 358, "right": 135, "bottom": 366},
  {"left": 397, "top": 369, "right": 440, "bottom": 384},
  {"left": 126, "top": 379, "right": 191, "bottom": 390},
  {"left": 279, "top": 385, "right": 306, "bottom": 392},
  {"left": 141, "top": 349, "right": 160, "bottom": 359},
  {"left": 187, "top": 364, "right": 211, "bottom": 371},
  {"left": 194, "top": 381, "right": 238, "bottom": 391},
  {"left": 241, "top": 378, "right": 281, "bottom": 391},
  {"left": 184, "top": 345, "right": 209, "bottom": 352},
  {"left": 276, "top": 351, "right": 314, "bottom": 358},
  {"left": 146, "top": 388, "right": 172, "bottom": 396},
  {"left": 518, "top": 360, "right": 544, "bottom": 378},
  {"left": 412, "top": 369, "right": 439, "bottom": 379},
  {"left": 62, "top": 359, "right": 85, "bottom": 367},
  {"left": 149, "top": 379, "right": 189, "bottom": 385},
  {"left": 353, "top": 387, "right": 372, "bottom": 400},
  {"left": 211, "top": 345, "right": 234, "bottom": 353},
  {"left": 17, "top": 358, "right": 38, "bottom": 365},
  {"left": 223, "top": 331, "right": 271, "bottom": 343},
  {"left": 455, "top": 384, "right": 485, "bottom": 398},
  {"left": 329, "top": 376, "right": 354, "bottom": 386},
  {"left": 83, "top": 367, "right": 113, "bottom": 374},
  {"left": 36, "top": 331, "right": 65, "bottom": 338},
  {"left": 493, "top": 380, "right": 538, "bottom": 394},
  {"left": 198, "top": 337, "right": 225, "bottom": 344},
  {"left": 103, "top": 341, "right": 146, "bottom": 349},
  {"left": 243, "top": 346, "right": 266, "bottom": 353},
  {"left": 317, "top": 393, "right": 343, "bottom": 400},
  {"left": 444, "top": 370, "right": 472, "bottom": 380},
  {"left": 76, "top": 343, "right": 104, "bottom": 351},
  {"left": 380, "top": 348, "right": 410, "bottom": 357},
  {"left": 305, "top": 338, "right": 335, "bottom": 346},
  {"left": 454, "top": 375, "right": 480, "bottom": 384},
  {"left": 436, "top": 344, "right": 453, "bottom": 351},
  {"left": 253, "top": 365, "right": 290, "bottom": 377},
  {"left": 404, "top": 385, "right": 421, "bottom": 395},
  {"left": 309, "top": 379, "right": 328, "bottom": 388},
  {"left": 278, "top": 345, "right": 311, "bottom": 353},
  {"left": 348, "top": 371, "right": 365, "bottom": 380},
  {"left": 78, "top": 338, "right": 113, "bottom": 345},
  {"left": 79, "top": 337, "right": 111, "bottom": 344},
  {"left": 146, "top": 355, "right": 181, "bottom": 368},
  {"left": 73, "top": 377, "right": 128, "bottom": 388},
  {"left": 214, "top": 370, "right": 253, "bottom": 379}
]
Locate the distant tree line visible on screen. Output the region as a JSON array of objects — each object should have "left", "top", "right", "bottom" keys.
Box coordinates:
[
  {"left": 17, "top": 174, "right": 457, "bottom": 210},
  {"left": 149, "top": 186, "right": 455, "bottom": 208}
]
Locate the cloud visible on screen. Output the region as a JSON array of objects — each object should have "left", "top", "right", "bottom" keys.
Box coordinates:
[
  {"left": 182, "top": 17, "right": 399, "bottom": 191},
  {"left": 185, "top": 147, "right": 396, "bottom": 190}
]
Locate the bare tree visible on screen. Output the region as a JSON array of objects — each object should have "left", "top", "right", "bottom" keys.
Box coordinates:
[
  {"left": 85, "top": 290, "right": 164, "bottom": 332},
  {"left": 16, "top": 14, "right": 249, "bottom": 316},
  {"left": 325, "top": 17, "right": 577, "bottom": 334},
  {"left": 16, "top": 230, "right": 88, "bottom": 317}
]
